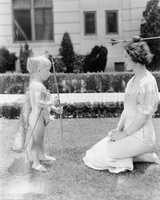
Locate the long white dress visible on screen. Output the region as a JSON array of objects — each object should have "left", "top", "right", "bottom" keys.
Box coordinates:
[{"left": 83, "top": 71, "right": 160, "bottom": 173}]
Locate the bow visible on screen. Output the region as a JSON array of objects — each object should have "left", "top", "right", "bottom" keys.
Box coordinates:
[
  {"left": 110, "top": 35, "right": 160, "bottom": 45},
  {"left": 50, "top": 56, "right": 64, "bottom": 154}
]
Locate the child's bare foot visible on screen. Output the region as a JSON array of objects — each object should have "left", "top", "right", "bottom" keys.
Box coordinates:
[
  {"left": 153, "top": 153, "right": 160, "bottom": 165},
  {"left": 32, "top": 163, "right": 47, "bottom": 172},
  {"left": 41, "top": 154, "right": 56, "bottom": 162}
]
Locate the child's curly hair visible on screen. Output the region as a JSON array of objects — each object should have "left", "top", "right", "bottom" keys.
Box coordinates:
[{"left": 125, "top": 37, "right": 153, "bottom": 66}]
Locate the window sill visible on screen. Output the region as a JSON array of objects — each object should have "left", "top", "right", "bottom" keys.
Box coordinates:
[
  {"left": 105, "top": 33, "right": 119, "bottom": 39},
  {"left": 12, "top": 41, "right": 59, "bottom": 48},
  {"left": 105, "top": 33, "right": 119, "bottom": 36},
  {"left": 82, "top": 34, "right": 98, "bottom": 39},
  {"left": 13, "top": 40, "right": 55, "bottom": 44}
]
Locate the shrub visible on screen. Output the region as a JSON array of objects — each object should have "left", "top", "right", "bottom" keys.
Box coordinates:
[
  {"left": 1, "top": 101, "right": 160, "bottom": 119},
  {"left": 140, "top": 0, "right": 160, "bottom": 70},
  {"left": 49, "top": 54, "right": 86, "bottom": 73},
  {"left": 0, "top": 105, "right": 21, "bottom": 119},
  {"left": 73, "top": 54, "right": 86, "bottom": 73},
  {"left": 8, "top": 53, "right": 17, "bottom": 72},
  {"left": 0, "top": 47, "right": 17, "bottom": 73},
  {"left": 83, "top": 45, "right": 108, "bottom": 72},
  {"left": 59, "top": 32, "right": 75, "bottom": 73},
  {"left": 0, "top": 102, "right": 123, "bottom": 119},
  {"left": 51, "top": 57, "right": 67, "bottom": 73},
  {"left": 0, "top": 74, "right": 29, "bottom": 94},
  {"left": 2, "top": 72, "right": 160, "bottom": 94},
  {"left": 19, "top": 43, "right": 33, "bottom": 73}
]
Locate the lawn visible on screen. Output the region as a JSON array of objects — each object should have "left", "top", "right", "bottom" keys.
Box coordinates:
[{"left": 0, "top": 118, "right": 160, "bottom": 200}]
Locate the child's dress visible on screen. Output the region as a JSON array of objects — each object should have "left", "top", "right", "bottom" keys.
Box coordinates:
[
  {"left": 25, "top": 80, "right": 51, "bottom": 162},
  {"left": 12, "top": 90, "right": 31, "bottom": 151},
  {"left": 83, "top": 71, "right": 160, "bottom": 173}
]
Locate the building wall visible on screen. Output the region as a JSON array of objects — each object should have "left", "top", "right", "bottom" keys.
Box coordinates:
[
  {"left": 0, "top": 0, "right": 149, "bottom": 70},
  {"left": 79, "top": 0, "right": 149, "bottom": 70},
  {"left": 54, "top": 0, "right": 80, "bottom": 53},
  {"left": 0, "top": 0, "right": 12, "bottom": 46},
  {"left": 0, "top": 0, "right": 80, "bottom": 56},
  {"left": 121, "top": 0, "right": 148, "bottom": 38}
]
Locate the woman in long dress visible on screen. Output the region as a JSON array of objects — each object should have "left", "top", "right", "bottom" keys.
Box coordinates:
[{"left": 83, "top": 39, "right": 160, "bottom": 173}]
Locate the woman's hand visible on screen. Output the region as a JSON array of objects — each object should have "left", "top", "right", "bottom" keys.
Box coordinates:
[
  {"left": 108, "top": 129, "right": 119, "bottom": 137},
  {"left": 108, "top": 129, "right": 119, "bottom": 142},
  {"left": 110, "top": 130, "right": 127, "bottom": 141}
]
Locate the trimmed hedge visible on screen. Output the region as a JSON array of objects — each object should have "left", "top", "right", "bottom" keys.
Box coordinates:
[
  {"left": 1, "top": 72, "right": 160, "bottom": 94},
  {"left": 0, "top": 102, "right": 123, "bottom": 119},
  {"left": 1, "top": 102, "right": 160, "bottom": 119}
]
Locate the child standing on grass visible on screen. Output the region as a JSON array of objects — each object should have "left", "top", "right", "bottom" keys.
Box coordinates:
[{"left": 25, "top": 56, "right": 62, "bottom": 172}]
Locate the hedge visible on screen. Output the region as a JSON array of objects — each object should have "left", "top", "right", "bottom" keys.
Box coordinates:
[
  {"left": 1, "top": 102, "right": 160, "bottom": 119},
  {"left": 0, "top": 102, "right": 123, "bottom": 119},
  {"left": 1, "top": 72, "right": 160, "bottom": 94}
]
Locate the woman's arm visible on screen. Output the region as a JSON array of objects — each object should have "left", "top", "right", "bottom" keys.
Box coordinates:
[
  {"left": 123, "top": 113, "right": 149, "bottom": 136},
  {"left": 108, "top": 110, "right": 126, "bottom": 138},
  {"left": 117, "top": 110, "right": 126, "bottom": 131},
  {"left": 124, "top": 79, "right": 159, "bottom": 137},
  {"left": 111, "top": 113, "right": 149, "bottom": 141}
]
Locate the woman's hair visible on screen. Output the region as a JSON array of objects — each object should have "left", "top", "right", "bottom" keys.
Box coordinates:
[
  {"left": 124, "top": 38, "right": 153, "bottom": 66},
  {"left": 27, "top": 56, "right": 51, "bottom": 74}
]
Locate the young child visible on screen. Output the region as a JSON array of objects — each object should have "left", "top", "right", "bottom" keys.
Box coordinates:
[
  {"left": 25, "top": 55, "right": 62, "bottom": 172},
  {"left": 12, "top": 88, "right": 31, "bottom": 152}
]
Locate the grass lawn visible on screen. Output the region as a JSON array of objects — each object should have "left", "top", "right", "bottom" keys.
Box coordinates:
[{"left": 0, "top": 118, "right": 160, "bottom": 200}]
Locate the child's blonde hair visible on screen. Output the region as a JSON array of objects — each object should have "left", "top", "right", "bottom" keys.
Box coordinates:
[{"left": 27, "top": 56, "right": 51, "bottom": 74}]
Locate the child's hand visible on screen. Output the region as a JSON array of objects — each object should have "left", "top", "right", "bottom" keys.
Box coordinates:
[
  {"left": 46, "top": 90, "right": 51, "bottom": 101},
  {"left": 49, "top": 115, "right": 55, "bottom": 121},
  {"left": 55, "top": 106, "right": 63, "bottom": 114},
  {"left": 53, "top": 96, "right": 59, "bottom": 106}
]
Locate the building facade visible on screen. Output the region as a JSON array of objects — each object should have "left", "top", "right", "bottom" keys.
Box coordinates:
[{"left": 0, "top": 0, "right": 148, "bottom": 70}]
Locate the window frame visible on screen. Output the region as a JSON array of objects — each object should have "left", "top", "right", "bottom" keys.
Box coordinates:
[
  {"left": 105, "top": 10, "right": 119, "bottom": 35},
  {"left": 83, "top": 11, "right": 97, "bottom": 36},
  {"left": 12, "top": 0, "right": 54, "bottom": 42}
]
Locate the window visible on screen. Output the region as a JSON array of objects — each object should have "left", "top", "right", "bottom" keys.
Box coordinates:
[
  {"left": 105, "top": 10, "right": 118, "bottom": 34},
  {"left": 84, "top": 11, "right": 96, "bottom": 35},
  {"left": 13, "top": 0, "right": 53, "bottom": 41}
]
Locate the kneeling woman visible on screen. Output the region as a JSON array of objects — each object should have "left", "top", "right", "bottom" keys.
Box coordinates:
[{"left": 83, "top": 39, "right": 160, "bottom": 173}]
